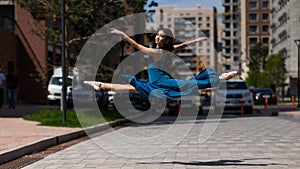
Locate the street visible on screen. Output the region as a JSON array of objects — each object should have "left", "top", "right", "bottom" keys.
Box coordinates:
[{"left": 23, "top": 106, "right": 300, "bottom": 169}]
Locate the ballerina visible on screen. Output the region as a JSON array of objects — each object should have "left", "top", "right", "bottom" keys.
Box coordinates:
[{"left": 84, "top": 28, "right": 237, "bottom": 99}]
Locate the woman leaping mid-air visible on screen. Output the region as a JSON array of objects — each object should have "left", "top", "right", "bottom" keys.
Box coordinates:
[{"left": 84, "top": 28, "right": 238, "bottom": 99}]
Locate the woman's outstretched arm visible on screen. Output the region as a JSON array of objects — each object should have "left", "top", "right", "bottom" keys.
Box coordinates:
[
  {"left": 173, "top": 37, "right": 207, "bottom": 51},
  {"left": 111, "top": 28, "right": 162, "bottom": 60},
  {"left": 84, "top": 81, "right": 138, "bottom": 93}
]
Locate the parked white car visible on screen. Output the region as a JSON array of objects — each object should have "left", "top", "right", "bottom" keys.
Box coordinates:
[
  {"left": 214, "top": 79, "right": 253, "bottom": 114},
  {"left": 47, "top": 75, "right": 73, "bottom": 105}
]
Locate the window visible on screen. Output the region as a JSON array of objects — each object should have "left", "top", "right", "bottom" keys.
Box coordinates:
[
  {"left": 0, "top": 5, "right": 15, "bottom": 32},
  {"left": 233, "top": 56, "right": 239, "bottom": 62},
  {"left": 262, "top": 25, "right": 269, "bottom": 32},
  {"left": 262, "top": 1, "right": 269, "bottom": 8},
  {"left": 249, "top": 37, "right": 258, "bottom": 45},
  {"left": 225, "top": 23, "right": 230, "bottom": 29},
  {"left": 198, "top": 17, "right": 202, "bottom": 21},
  {"left": 183, "top": 17, "right": 196, "bottom": 23},
  {"left": 206, "top": 17, "right": 210, "bottom": 21},
  {"left": 262, "top": 13, "right": 269, "bottom": 20},
  {"left": 198, "top": 23, "right": 202, "bottom": 28},
  {"left": 233, "top": 23, "right": 238, "bottom": 29},
  {"left": 225, "top": 31, "right": 231, "bottom": 36},
  {"left": 206, "top": 23, "right": 210, "bottom": 27},
  {"left": 262, "top": 37, "right": 269, "bottom": 44},
  {"left": 233, "top": 40, "right": 239, "bottom": 46},
  {"left": 249, "top": 14, "right": 257, "bottom": 21},
  {"left": 249, "top": 25, "right": 258, "bottom": 33},
  {"left": 232, "top": 14, "right": 238, "bottom": 20},
  {"left": 225, "top": 40, "right": 230, "bottom": 46},
  {"left": 202, "top": 30, "right": 210, "bottom": 38},
  {"left": 249, "top": 1, "right": 257, "bottom": 9},
  {"left": 233, "top": 48, "right": 238, "bottom": 53}
]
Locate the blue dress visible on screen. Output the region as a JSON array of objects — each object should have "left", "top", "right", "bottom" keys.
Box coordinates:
[{"left": 120, "top": 56, "right": 220, "bottom": 100}]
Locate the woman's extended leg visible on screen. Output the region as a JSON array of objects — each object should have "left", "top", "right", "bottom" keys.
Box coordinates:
[
  {"left": 193, "top": 69, "right": 237, "bottom": 89},
  {"left": 84, "top": 81, "right": 137, "bottom": 93}
]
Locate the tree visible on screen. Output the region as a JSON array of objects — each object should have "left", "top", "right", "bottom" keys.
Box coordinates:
[
  {"left": 264, "top": 54, "right": 287, "bottom": 96},
  {"left": 13, "top": 0, "right": 157, "bottom": 80},
  {"left": 246, "top": 42, "right": 268, "bottom": 87}
]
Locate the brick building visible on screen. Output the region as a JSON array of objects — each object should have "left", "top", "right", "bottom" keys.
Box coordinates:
[{"left": 0, "top": 2, "right": 48, "bottom": 104}]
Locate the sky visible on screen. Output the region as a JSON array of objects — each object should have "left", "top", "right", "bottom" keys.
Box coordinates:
[{"left": 145, "top": 0, "right": 222, "bottom": 12}]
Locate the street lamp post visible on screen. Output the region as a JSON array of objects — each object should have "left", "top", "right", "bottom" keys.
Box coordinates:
[
  {"left": 294, "top": 39, "right": 300, "bottom": 107},
  {"left": 61, "top": 0, "right": 66, "bottom": 123}
]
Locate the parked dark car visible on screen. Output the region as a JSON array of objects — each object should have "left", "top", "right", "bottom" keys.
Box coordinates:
[{"left": 251, "top": 88, "right": 277, "bottom": 105}]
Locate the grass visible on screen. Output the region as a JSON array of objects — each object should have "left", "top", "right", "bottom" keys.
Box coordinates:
[{"left": 23, "top": 108, "right": 127, "bottom": 128}]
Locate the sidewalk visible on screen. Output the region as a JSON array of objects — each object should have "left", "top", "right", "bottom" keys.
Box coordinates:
[
  {"left": 0, "top": 104, "right": 81, "bottom": 152},
  {"left": 278, "top": 110, "right": 300, "bottom": 119},
  {"left": 0, "top": 103, "right": 130, "bottom": 165}
]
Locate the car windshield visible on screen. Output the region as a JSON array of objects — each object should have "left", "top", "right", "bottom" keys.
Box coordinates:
[{"left": 226, "top": 82, "right": 248, "bottom": 89}]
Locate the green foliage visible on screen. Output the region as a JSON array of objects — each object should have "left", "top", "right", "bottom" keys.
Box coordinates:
[
  {"left": 23, "top": 108, "right": 126, "bottom": 128},
  {"left": 264, "top": 54, "right": 287, "bottom": 93},
  {"left": 14, "top": 0, "right": 152, "bottom": 79},
  {"left": 247, "top": 42, "right": 269, "bottom": 87},
  {"left": 23, "top": 109, "right": 82, "bottom": 128},
  {"left": 246, "top": 49, "right": 287, "bottom": 95},
  {"left": 246, "top": 71, "right": 270, "bottom": 88}
]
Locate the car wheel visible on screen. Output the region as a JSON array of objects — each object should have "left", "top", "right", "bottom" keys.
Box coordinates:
[{"left": 168, "top": 105, "right": 180, "bottom": 116}]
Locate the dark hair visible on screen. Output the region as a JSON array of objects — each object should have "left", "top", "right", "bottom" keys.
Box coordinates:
[{"left": 156, "top": 28, "right": 174, "bottom": 51}]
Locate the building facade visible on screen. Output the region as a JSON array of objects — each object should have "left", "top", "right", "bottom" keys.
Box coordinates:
[
  {"left": 0, "top": 1, "right": 48, "bottom": 103},
  {"left": 241, "top": 0, "right": 272, "bottom": 80},
  {"left": 156, "top": 5, "right": 219, "bottom": 77},
  {"left": 271, "top": 0, "right": 300, "bottom": 96},
  {"left": 222, "top": 0, "right": 242, "bottom": 76}
]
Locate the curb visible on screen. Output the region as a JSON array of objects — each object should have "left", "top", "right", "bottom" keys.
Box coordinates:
[{"left": 0, "top": 118, "right": 129, "bottom": 165}]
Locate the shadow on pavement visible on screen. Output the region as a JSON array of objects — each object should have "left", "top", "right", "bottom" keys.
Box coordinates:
[{"left": 139, "top": 158, "right": 285, "bottom": 167}]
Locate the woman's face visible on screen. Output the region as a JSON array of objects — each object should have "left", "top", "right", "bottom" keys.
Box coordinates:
[{"left": 155, "top": 30, "right": 167, "bottom": 48}]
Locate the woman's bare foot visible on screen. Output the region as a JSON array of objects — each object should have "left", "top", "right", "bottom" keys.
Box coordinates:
[
  {"left": 219, "top": 71, "right": 238, "bottom": 80},
  {"left": 84, "top": 81, "right": 103, "bottom": 91}
]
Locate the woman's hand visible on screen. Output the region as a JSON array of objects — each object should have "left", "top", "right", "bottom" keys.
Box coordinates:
[{"left": 110, "top": 28, "right": 125, "bottom": 36}]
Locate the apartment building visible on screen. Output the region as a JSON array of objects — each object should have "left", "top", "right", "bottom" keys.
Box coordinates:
[
  {"left": 222, "top": 0, "right": 241, "bottom": 75},
  {"left": 241, "top": 0, "right": 272, "bottom": 80},
  {"left": 156, "top": 5, "right": 219, "bottom": 77},
  {"left": 271, "top": 0, "right": 300, "bottom": 96}
]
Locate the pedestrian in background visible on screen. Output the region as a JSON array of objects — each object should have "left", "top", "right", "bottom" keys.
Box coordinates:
[
  {"left": 0, "top": 67, "right": 5, "bottom": 109},
  {"left": 6, "top": 72, "right": 19, "bottom": 109}
]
